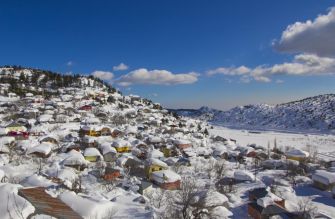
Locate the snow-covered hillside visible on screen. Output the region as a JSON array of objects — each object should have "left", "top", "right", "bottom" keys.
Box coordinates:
[
  {"left": 171, "top": 94, "right": 335, "bottom": 133},
  {"left": 0, "top": 66, "right": 334, "bottom": 219}
]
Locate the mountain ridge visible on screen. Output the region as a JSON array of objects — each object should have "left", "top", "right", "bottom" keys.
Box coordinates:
[{"left": 170, "top": 94, "right": 335, "bottom": 133}]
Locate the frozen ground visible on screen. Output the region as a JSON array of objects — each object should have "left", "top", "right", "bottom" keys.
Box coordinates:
[{"left": 210, "top": 125, "right": 335, "bottom": 154}]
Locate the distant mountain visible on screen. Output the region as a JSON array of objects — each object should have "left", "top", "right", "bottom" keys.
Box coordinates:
[{"left": 170, "top": 94, "right": 335, "bottom": 133}]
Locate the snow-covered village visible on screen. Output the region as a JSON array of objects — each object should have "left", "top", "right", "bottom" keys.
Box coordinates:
[
  {"left": 2, "top": 1, "right": 335, "bottom": 218},
  {"left": 0, "top": 66, "right": 334, "bottom": 219}
]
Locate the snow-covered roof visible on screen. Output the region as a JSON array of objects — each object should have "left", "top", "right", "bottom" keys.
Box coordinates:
[
  {"left": 148, "top": 136, "right": 163, "bottom": 143},
  {"left": 174, "top": 139, "right": 191, "bottom": 145},
  {"left": 81, "top": 117, "right": 100, "bottom": 124},
  {"left": 57, "top": 168, "right": 78, "bottom": 188},
  {"left": 312, "top": 170, "right": 335, "bottom": 185},
  {"left": 205, "top": 191, "right": 228, "bottom": 206},
  {"left": 147, "top": 158, "right": 168, "bottom": 168},
  {"left": 83, "top": 136, "right": 97, "bottom": 143},
  {"left": 112, "top": 139, "right": 131, "bottom": 148},
  {"left": 211, "top": 206, "right": 233, "bottom": 218},
  {"left": 84, "top": 148, "right": 102, "bottom": 157},
  {"left": 100, "top": 144, "right": 117, "bottom": 155},
  {"left": 151, "top": 170, "right": 181, "bottom": 183},
  {"left": 22, "top": 174, "right": 56, "bottom": 187},
  {"left": 0, "top": 136, "right": 15, "bottom": 145},
  {"left": 257, "top": 196, "right": 274, "bottom": 208},
  {"left": 234, "top": 170, "right": 254, "bottom": 181},
  {"left": 27, "top": 143, "right": 53, "bottom": 155},
  {"left": 212, "top": 145, "right": 227, "bottom": 156},
  {"left": 285, "top": 148, "right": 309, "bottom": 158},
  {"left": 59, "top": 191, "right": 115, "bottom": 218},
  {"left": 0, "top": 183, "right": 35, "bottom": 218},
  {"left": 39, "top": 114, "right": 54, "bottom": 122},
  {"left": 125, "top": 126, "right": 137, "bottom": 134},
  {"left": 63, "top": 150, "right": 88, "bottom": 166}
]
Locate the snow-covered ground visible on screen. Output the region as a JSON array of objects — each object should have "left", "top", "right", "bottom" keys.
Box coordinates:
[{"left": 210, "top": 125, "right": 335, "bottom": 154}]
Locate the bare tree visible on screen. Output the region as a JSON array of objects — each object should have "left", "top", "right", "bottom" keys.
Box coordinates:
[
  {"left": 213, "top": 160, "right": 227, "bottom": 180},
  {"left": 146, "top": 189, "right": 167, "bottom": 209},
  {"left": 295, "top": 198, "right": 317, "bottom": 219},
  {"left": 71, "top": 176, "right": 83, "bottom": 193},
  {"left": 170, "top": 177, "right": 202, "bottom": 219}
]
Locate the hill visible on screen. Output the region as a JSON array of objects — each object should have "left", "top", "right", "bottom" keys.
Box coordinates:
[{"left": 170, "top": 94, "right": 335, "bottom": 133}]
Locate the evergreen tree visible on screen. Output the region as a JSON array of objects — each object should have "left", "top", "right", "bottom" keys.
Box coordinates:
[{"left": 203, "top": 128, "right": 209, "bottom": 136}]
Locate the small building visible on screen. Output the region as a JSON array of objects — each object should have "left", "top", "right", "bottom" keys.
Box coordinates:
[
  {"left": 63, "top": 150, "right": 88, "bottom": 170},
  {"left": 100, "top": 144, "right": 117, "bottom": 162},
  {"left": 248, "top": 187, "right": 290, "bottom": 219},
  {"left": 39, "top": 135, "right": 59, "bottom": 145},
  {"left": 151, "top": 170, "right": 181, "bottom": 190},
  {"left": 27, "top": 143, "right": 53, "bottom": 158},
  {"left": 103, "top": 167, "right": 120, "bottom": 181},
  {"left": 249, "top": 188, "right": 285, "bottom": 208},
  {"left": 111, "top": 129, "right": 123, "bottom": 138},
  {"left": 248, "top": 202, "right": 292, "bottom": 219},
  {"left": 5, "top": 122, "right": 27, "bottom": 134},
  {"left": 80, "top": 125, "right": 100, "bottom": 137},
  {"left": 79, "top": 105, "right": 93, "bottom": 111},
  {"left": 285, "top": 148, "right": 309, "bottom": 162},
  {"left": 100, "top": 127, "right": 112, "bottom": 136},
  {"left": 7, "top": 131, "right": 29, "bottom": 140},
  {"left": 82, "top": 136, "right": 98, "bottom": 148},
  {"left": 161, "top": 144, "right": 177, "bottom": 157},
  {"left": 145, "top": 158, "right": 168, "bottom": 179},
  {"left": 174, "top": 139, "right": 192, "bottom": 150},
  {"left": 112, "top": 140, "right": 131, "bottom": 153},
  {"left": 234, "top": 170, "right": 254, "bottom": 182},
  {"left": 312, "top": 170, "right": 335, "bottom": 191},
  {"left": 262, "top": 159, "right": 285, "bottom": 170},
  {"left": 84, "top": 147, "right": 102, "bottom": 162}
]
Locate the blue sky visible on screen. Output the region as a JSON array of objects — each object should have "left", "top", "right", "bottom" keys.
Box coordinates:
[{"left": 1, "top": 0, "right": 335, "bottom": 109}]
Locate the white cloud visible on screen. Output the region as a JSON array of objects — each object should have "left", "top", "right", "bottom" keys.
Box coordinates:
[
  {"left": 207, "top": 53, "right": 335, "bottom": 82},
  {"left": 117, "top": 68, "right": 199, "bottom": 86},
  {"left": 113, "top": 63, "right": 129, "bottom": 71},
  {"left": 275, "top": 79, "right": 284, "bottom": 84},
  {"left": 274, "top": 7, "right": 335, "bottom": 57},
  {"left": 207, "top": 65, "right": 250, "bottom": 76},
  {"left": 208, "top": 7, "right": 335, "bottom": 83},
  {"left": 91, "top": 70, "right": 114, "bottom": 81},
  {"left": 67, "top": 61, "right": 73, "bottom": 66}
]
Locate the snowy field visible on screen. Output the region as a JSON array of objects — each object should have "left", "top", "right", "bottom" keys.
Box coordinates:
[
  {"left": 210, "top": 125, "right": 335, "bottom": 154},
  {"left": 209, "top": 126, "right": 335, "bottom": 218}
]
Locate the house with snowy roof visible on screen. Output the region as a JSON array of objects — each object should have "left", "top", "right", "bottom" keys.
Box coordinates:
[
  {"left": 174, "top": 139, "right": 192, "bottom": 150},
  {"left": 62, "top": 150, "right": 88, "bottom": 170},
  {"left": 27, "top": 142, "right": 53, "bottom": 158},
  {"left": 151, "top": 169, "right": 181, "bottom": 190},
  {"left": 84, "top": 147, "right": 102, "bottom": 162},
  {"left": 247, "top": 187, "right": 294, "bottom": 219},
  {"left": 285, "top": 148, "right": 309, "bottom": 162},
  {"left": 145, "top": 158, "right": 168, "bottom": 179},
  {"left": 312, "top": 170, "right": 335, "bottom": 191},
  {"left": 5, "top": 122, "right": 27, "bottom": 134},
  {"left": 112, "top": 139, "right": 132, "bottom": 153},
  {"left": 103, "top": 167, "right": 120, "bottom": 181}
]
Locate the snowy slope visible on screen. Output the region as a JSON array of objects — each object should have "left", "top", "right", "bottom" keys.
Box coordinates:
[{"left": 171, "top": 94, "right": 335, "bottom": 133}]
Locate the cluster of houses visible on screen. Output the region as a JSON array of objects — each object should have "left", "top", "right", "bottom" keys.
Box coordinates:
[
  {"left": 0, "top": 81, "right": 211, "bottom": 195},
  {"left": 0, "top": 68, "right": 334, "bottom": 218}
]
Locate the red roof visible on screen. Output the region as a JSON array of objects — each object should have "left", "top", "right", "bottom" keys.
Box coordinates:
[{"left": 18, "top": 187, "right": 82, "bottom": 219}]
